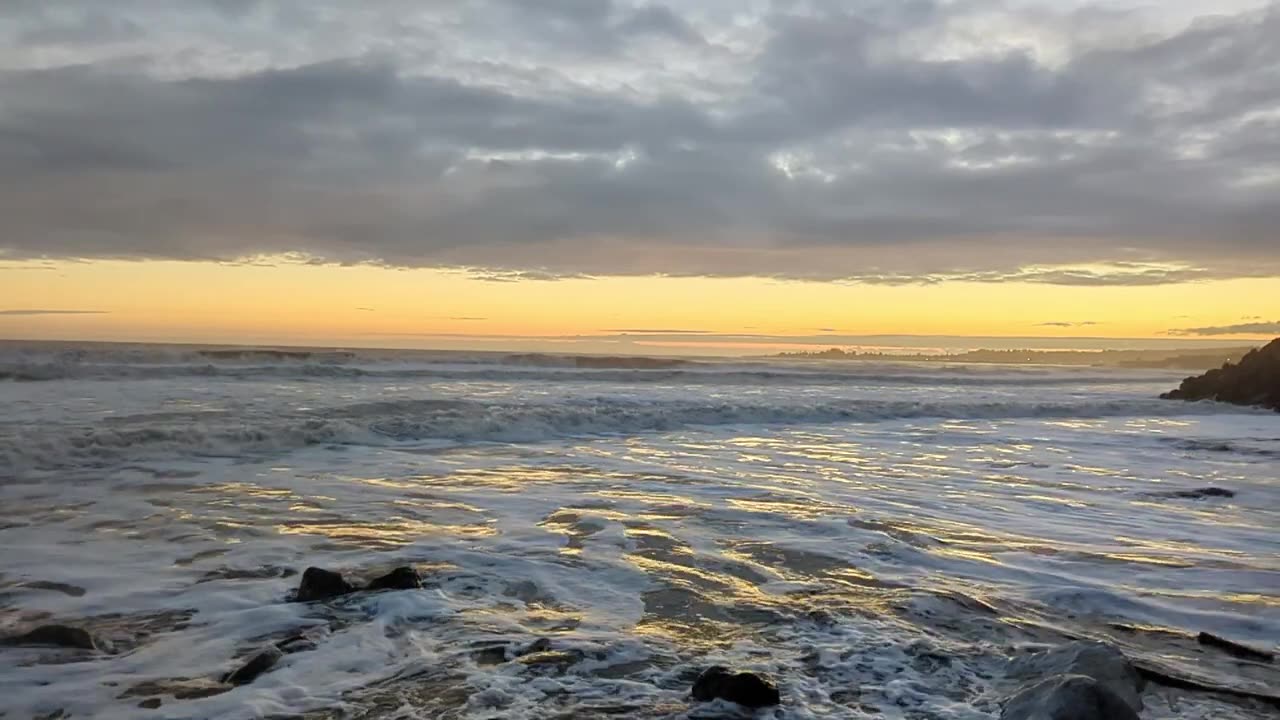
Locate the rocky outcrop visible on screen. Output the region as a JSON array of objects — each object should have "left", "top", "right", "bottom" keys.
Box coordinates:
[
  {"left": 1005, "top": 642, "right": 1145, "bottom": 714},
  {"left": 222, "top": 645, "right": 283, "bottom": 685},
  {"left": 3, "top": 624, "right": 104, "bottom": 651},
  {"left": 120, "top": 677, "right": 232, "bottom": 701},
  {"left": 1196, "top": 632, "right": 1274, "bottom": 662},
  {"left": 365, "top": 566, "right": 422, "bottom": 592},
  {"left": 292, "top": 567, "right": 356, "bottom": 602},
  {"left": 1159, "top": 487, "right": 1235, "bottom": 500},
  {"left": 1161, "top": 338, "right": 1280, "bottom": 411},
  {"left": 292, "top": 565, "right": 424, "bottom": 602},
  {"left": 691, "top": 666, "right": 781, "bottom": 708},
  {"left": 1001, "top": 674, "right": 1140, "bottom": 720}
]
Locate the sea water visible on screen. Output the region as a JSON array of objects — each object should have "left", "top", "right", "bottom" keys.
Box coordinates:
[{"left": 1, "top": 341, "right": 1277, "bottom": 719}]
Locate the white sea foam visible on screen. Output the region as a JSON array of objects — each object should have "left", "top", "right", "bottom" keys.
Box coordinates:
[{"left": 0, "top": 342, "right": 1276, "bottom": 719}]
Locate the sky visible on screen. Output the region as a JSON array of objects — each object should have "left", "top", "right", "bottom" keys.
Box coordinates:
[{"left": 1, "top": 0, "right": 1278, "bottom": 354}]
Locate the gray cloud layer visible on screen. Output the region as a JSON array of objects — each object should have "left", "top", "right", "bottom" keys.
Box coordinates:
[{"left": 2, "top": 1, "right": 1278, "bottom": 282}]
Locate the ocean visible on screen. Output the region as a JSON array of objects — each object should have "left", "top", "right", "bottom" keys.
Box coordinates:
[{"left": 1, "top": 341, "right": 1277, "bottom": 719}]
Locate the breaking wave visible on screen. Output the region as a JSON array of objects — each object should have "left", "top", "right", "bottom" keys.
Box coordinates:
[{"left": 2, "top": 395, "right": 1248, "bottom": 475}]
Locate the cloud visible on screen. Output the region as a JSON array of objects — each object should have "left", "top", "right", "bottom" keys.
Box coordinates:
[
  {"left": 469, "top": 269, "right": 597, "bottom": 283},
  {"left": 1036, "top": 321, "right": 1099, "bottom": 327},
  {"left": 1168, "top": 320, "right": 1280, "bottom": 336},
  {"left": 0, "top": 309, "right": 108, "bottom": 315},
  {"left": 603, "top": 328, "right": 713, "bottom": 334},
  {"left": 0, "top": 1, "right": 1278, "bottom": 283}
]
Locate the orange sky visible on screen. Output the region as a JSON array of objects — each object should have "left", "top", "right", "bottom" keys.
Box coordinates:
[{"left": 2, "top": 259, "right": 1276, "bottom": 354}]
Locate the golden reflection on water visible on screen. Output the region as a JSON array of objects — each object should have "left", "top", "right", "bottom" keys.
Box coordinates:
[
  {"left": 1112, "top": 534, "right": 1247, "bottom": 558},
  {"left": 931, "top": 546, "right": 1005, "bottom": 566},
  {"left": 1101, "top": 553, "right": 1194, "bottom": 568},
  {"left": 1062, "top": 463, "right": 1126, "bottom": 477},
  {"left": 275, "top": 518, "right": 497, "bottom": 547},
  {"left": 726, "top": 496, "right": 852, "bottom": 520},
  {"left": 591, "top": 490, "right": 710, "bottom": 509},
  {"left": 1021, "top": 493, "right": 1090, "bottom": 508}
]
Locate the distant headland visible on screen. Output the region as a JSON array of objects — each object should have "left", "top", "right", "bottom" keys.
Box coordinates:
[{"left": 772, "top": 346, "right": 1261, "bottom": 370}]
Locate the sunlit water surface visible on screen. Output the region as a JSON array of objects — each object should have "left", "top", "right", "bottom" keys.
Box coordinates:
[{"left": 1, "top": 344, "right": 1277, "bottom": 719}]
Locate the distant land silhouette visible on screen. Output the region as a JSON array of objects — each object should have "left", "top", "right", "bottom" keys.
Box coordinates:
[
  {"left": 1162, "top": 337, "right": 1280, "bottom": 411},
  {"left": 773, "top": 346, "right": 1261, "bottom": 370}
]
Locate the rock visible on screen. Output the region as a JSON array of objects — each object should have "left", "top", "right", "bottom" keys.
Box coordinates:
[
  {"left": 198, "top": 565, "right": 297, "bottom": 583},
  {"left": 277, "top": 637, "right": 318, "bottom": 654},
  {"left": 1161, "top": 337, "right": 1280, "bottom": 411},
  {"left": 293, "top": 567, "right": 355, "bottom": 602},
  {"left": 120, "top": 678, "right": 233, "bottom": 700},
  {"left": 1007, "top": 642, "right": 1144, "bottom": 713},
  {"left": 222, "top": 645, "right": 283, "bottom": 685},
  {"left": 470, "top": 638, "right": 560, "bottom": 666},
  {"left": 272, "top": 628, "right": 323, "bottom": 654},
  {"left": 4, "top": 624, "right": 101, "bottom": 651},
  {"left": 519, "top": 637, "right": 553, "bottom": 656},
  {"left": 691, "top": 666, "right": 781, "bottom": 709},
  {"left": 517, "top": 649, "right": 587, "bottom": 672},
  {"left": 365, "top": 566, "right": 422, "bottom": 592},
  {"left": 1197, "top": 632, "right": 1275, "bottom": 662},
  {"left": 1001, "top": 674, "right": 1139, "bottom": 720},
  {"left": 138, "top": 698, "right": 162, "bottom": 709},
  {"left": 471, "top": 644, "right": 510, "bottom": 666},
  {"left": 20, "top": 581, "right": 87, "bottom": 597},
  {"left": 1163, "top": 487, "right": 1235, "bottom": 499}
]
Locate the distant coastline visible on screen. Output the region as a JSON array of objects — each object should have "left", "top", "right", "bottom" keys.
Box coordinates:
[{"left": 772, "top": 346, "right": 1260, "bottom": 370}]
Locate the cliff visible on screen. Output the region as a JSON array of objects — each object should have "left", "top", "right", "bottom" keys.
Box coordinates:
[{"left": 1161, "top": 338, "right": 1280, "bottom": 411}]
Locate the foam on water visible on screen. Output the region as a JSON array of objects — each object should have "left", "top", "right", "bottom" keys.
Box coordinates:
[{"left": 1, "top": 342, "right": 1277, "bottom": 719}]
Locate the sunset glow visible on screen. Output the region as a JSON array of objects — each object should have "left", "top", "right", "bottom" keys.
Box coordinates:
[{"left": 3, "top": 259, "right": 1276, "bottom": 353}]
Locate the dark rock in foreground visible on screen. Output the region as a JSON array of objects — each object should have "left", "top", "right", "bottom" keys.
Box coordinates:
[
  {"left": 1001, "top": 674, "right": 1140, "bottom": 720},
  {"left": 276, "top": 632, "right": 319, "bottom": 654},
  {"left": 293, "top": 565, "right": 427, "bottom": 601},
  {"left": 471, "top": 644, "right": 510, "bottom": 666},
  {"left": 1197, "top": 632, "right": 1275, "bottom": 662},
  {"left": 293, "top": 567, "right": 356, "bottom": 602},
  {"left": 365, "top": 566, "right": 422, "bottom": 592},
  {"left": 1166, "top": 487, "right": 1235, "bottom": 500},
  {"left": 517, "top": 648, "right": 587, "bottom": 672},
  {"left": 20, "top": 580, "right": 88, "bottom": 597},
  {"left": 121, "top": 677, "right": 233, "bottom": 701},
  {"left": 222, "top": 645, "right": 283, "bottom": 685},
  {"left": 1006, "top": 642, "right": 1145, "bottom": 713},
  {"left": 3, "top": 624, "right": 103, "bottom": 651},
  {"left": 691, "top": 666, "right": 781, "bottom": 708},
  {"left": 1161, "top": 337, "right": 1280, "bottom": 411}
]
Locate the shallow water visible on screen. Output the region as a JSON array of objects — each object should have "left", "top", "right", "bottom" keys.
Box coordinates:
[{"left": 1, "top": 342, "right": 1277, "bottom": 719}]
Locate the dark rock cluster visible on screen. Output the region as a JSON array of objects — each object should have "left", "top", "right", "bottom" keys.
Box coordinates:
[
  {"left": 11, "top": 563, "right": 1274, "bottom": 716},
  {"left": 1, "top": 624, "right": 105, "bottom": 651},
  {"left": 292, "top": 565, "right": 422, "bottom": 603},
  {"left": 691, "top": 665, "right": 781, "bottom": 709},
  {"left": 222, "top": 645, "right": 284, "bottom": 686},
  {"left": 1000, "top": 642, "right": 1145, "bottom": 720},
  {"left": 1161, "top": 337, "right": 1280, "bottom": 411}
]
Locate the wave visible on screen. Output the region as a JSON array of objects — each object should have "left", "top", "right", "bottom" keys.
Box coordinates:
[
  {"left": 1, "top": 396, "right": 1248, "bottom": 475},
  {"left": 0, "top": 345, "right": 707, "bottom": 383},
  {"left": 497, "top": 353, "right": 692, "bottom": 369},
  {"left": 195, "top": 349, "right": 357, "bottom": 362},
  {"left": 0, "top": 362, "right": 1174, "bottom": 387}
]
